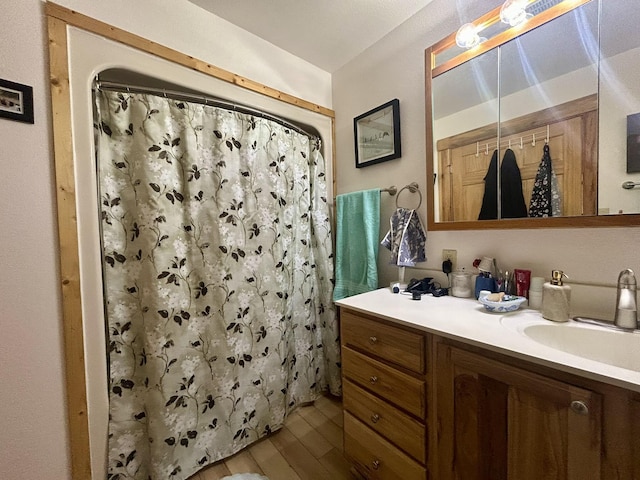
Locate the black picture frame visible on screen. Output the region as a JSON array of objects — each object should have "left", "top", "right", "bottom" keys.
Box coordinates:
[
  {"left": 354, "top": 98, "right": 401, "bottom": 168},
  {"left": 627, "top": 112, "right": 640, "bottom": 173},
  {"left": 0, "top": 78, "right": 34, "bottom": 124}
]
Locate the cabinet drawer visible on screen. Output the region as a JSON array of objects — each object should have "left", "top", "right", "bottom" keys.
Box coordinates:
[
  {"left": 344, "top": 412, "right": 427, "bottom": 480},
  {"left": 344, "top": 380, "right": 426, "bottom": 464},
  {"left": 341, "top": 310, "right": 425, "bottom": 374},
  {"left": 342, "top": 347, "right": 426, "bottom": 419}
]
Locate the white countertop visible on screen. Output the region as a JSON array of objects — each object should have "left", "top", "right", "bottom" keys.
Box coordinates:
[{"left": 336, "top": 288, "right": 640, "bottom": 393}]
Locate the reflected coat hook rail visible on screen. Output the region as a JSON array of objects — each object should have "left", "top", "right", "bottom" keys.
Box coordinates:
[
  {"left": 622, "top": 181, "right": 640, "bottom": 190},
  {"left": 474, "top": 126, "right": 550, "bottom": 157}
]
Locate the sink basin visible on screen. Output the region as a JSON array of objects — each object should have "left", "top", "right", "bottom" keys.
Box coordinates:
[{"left": 522, "top": 323, "right": 640, "bottom": 372}]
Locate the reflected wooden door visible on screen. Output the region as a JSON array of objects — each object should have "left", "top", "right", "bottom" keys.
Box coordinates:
[{"left": 439, "top": 117, "right": 585, "bottom": 221}]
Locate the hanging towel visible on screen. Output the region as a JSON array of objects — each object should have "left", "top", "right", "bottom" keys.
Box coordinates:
[
  {"left": 333, "top": 189, "right": 380, "bottom": 301},
  {"left": 381, "top": 207, "right": 427, "bottom": 266},
  {"left": 478, "top": 149, "right": 527, "bottom": 219},
  {"left": 529, "top": 144, "right": 562, "bottom": 217}
]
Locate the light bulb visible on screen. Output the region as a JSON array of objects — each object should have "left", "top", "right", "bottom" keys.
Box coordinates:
[
  {"left": 500, "top": 0, "right": 530, "bottom": 27},
  {"left": 455, "top": 23, "right": 481, "bottom": 49}
]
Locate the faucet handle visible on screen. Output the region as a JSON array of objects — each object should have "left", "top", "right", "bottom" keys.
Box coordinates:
[{"left": 617, "top": 269, "right": 637, "bottom": 289}]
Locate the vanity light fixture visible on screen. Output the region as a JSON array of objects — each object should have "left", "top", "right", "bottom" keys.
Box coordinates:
[
  {"left": 455, "top": 22, "right": 482, "bottom": 49},
  {"left": 500, "top": 0, "right": 531, "bottom": 27}
]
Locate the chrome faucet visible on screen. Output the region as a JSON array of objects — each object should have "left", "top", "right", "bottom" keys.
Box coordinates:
[{"left": 614, "top": 269, "right": 638, "bottom": 330}]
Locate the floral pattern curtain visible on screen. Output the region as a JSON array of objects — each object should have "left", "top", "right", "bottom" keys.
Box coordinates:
[{"left": 95, "top": 89, "right": 341, "bottom": 480}]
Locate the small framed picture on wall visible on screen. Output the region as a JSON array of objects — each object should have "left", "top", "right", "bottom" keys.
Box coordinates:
[
  {"left": 354, "top": 98, "right": 401, "bottom": 168},
  {"left": 0, "top": 78, "right": 34, "bottom": 124}
]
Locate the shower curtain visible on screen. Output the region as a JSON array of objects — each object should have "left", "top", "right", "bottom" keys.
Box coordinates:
[{"left": 95, "top": 89, "right": 341, "bottom": 480}]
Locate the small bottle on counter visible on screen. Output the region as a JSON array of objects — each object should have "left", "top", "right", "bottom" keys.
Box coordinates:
[
  {"left": 528, "top": 276, "right": 545, "bottom": 309},
  {"left": 541, "top": 270, "right": 571, "bottom": 322}
]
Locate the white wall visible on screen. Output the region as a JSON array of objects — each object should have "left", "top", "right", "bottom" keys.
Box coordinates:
[
  {"left": 1, "top": 3, "right": 69, "bottom": 479},
  {"left": 0, "top": 1, "right": 331, "bottom": 479},
  {"left": 333, "top": 0, "right": 640, "bottom": 318}
]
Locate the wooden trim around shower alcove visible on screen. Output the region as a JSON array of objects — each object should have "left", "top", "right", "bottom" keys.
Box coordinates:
[{"left": 46, "top": 4, "right": 336, "bottom": 478}]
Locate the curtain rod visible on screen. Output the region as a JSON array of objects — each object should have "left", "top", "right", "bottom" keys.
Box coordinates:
[{"left": 94, "top": 79, "right": 318, "bottom": 139}]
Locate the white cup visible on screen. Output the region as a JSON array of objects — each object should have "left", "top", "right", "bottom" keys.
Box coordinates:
[
  {"left": 528, "top": 290, "right": 543, "bottom": 309},
  {"left": 530, "top": 276, "right": 545, "bottom": 292},
  {"left": 478, "top": 290, "right": 491, "bottom": 301}
]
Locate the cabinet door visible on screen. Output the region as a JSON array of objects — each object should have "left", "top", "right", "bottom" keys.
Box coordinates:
[{"left": 436, "top": 344, "right": 602, "bottom": 480}]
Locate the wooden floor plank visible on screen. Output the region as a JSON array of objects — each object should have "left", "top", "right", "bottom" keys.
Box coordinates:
[
  {"left": 270, "top": 426, "right": 335, "bottom": 480},
  {"left": 248, "top": 437, "right": 302, "bottom": 480},
  {"left": 197, "top": 461, "right": 231, "bottom": 480},
  {"left": 285, "top": 409, "right": 334, "bottom": 458},
  {"left": 314, "top": 394, "right": 344, "bottom": 427},
  {"left": 317, "top": 447, "right": 355, "bottom": 480},
  {"left": 225, "top": 448, "right": 265, "bottom": 475},
  {"left": 296, "top": 402, "right": 344, "bottom": 451},
  {"left": 191, "top": 397, "right": 352, "bottom": 480}
]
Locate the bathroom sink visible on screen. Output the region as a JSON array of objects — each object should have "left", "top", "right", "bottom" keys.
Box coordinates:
[{"left": 522, "top": 322, "right": 640, "bottom": 372}]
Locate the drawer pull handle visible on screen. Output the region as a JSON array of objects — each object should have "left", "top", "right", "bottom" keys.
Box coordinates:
[
  {"left": 371, "top": 413, "right": 380, "bottom": 423},
  {"left": 369, "top": 375, "right": 378, "bottom": 384},
  {"left": 570, "top": 400, "right": 589, "bottom": 415},
  {"left": 372, "top": 459, "right": 381, "bottom": 470},
  {"left": 369, "top": 336, "right": 378, "bottom": 344}
]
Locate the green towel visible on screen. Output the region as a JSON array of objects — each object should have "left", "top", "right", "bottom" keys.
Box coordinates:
[{"left": 333, "top": 189, "right": 380, "bottom": 301}]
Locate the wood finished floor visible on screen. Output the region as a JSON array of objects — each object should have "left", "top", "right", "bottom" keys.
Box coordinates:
[{"left": 190, "top": 395, "right": 356, "bottom": 480}]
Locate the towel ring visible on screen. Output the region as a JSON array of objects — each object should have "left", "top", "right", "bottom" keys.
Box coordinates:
[{"left": 396, "top": 182, "right": 422, "bottom": 210}]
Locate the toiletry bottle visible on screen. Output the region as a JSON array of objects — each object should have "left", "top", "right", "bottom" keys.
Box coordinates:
[
  {"left": 542, "top": 270, "right": 571, "bottom": 322},
  {"left": 528, "top": 276, "right": 545, "bottom": 309},
  {"left": 514, "top": 269, "right": 531, "bottom": 298}
]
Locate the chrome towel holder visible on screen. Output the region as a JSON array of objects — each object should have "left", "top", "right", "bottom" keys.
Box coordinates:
[{"left": 396, "top": 182, "right": 422, "bottom": 209}]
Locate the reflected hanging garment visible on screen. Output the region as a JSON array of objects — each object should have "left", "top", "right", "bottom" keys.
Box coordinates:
[
  {"left": 478, "top": 149, "right": 527, "bottom": 219},
  {"left": 550, "top": 164, "right": 563, "bottom": 216},
  {"left": 381, "top": 207, "right": 427, "bottom": 266},
  {"left": 478, "top": 150, "right": 499, "bottom": 220},
  {"left": 529, "top": 144, "right": 562, "bottom": 217},
  {"left": 500, "top": 148, "right": 528, "bottom": 218}
]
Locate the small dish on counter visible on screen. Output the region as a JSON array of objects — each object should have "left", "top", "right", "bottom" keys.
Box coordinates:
[{"left": 478, "top": 292, "right": 527, "bottom": 313}]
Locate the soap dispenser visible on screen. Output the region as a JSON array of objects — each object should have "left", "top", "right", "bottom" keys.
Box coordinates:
[{"left": 542, "top": 270, "right": 571, "bottom": 322}]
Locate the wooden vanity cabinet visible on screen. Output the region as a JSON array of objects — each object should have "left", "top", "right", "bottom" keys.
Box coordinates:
[
  {"left": 435, "top": 343, "right": 602, "bottom": 480},
  {"left": 339, "top": 307, "right": 640, "bottom": 480},
  {"left": 434, "top": 340, "right": 640, "bottom": 480},
  {"left": 340, "top": 309, "right": 430, "bottom": 480}
]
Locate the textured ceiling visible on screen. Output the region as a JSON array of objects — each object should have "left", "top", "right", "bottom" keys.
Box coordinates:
[{"left": 188, "top": 0, "right": 435, "bottom": 72}]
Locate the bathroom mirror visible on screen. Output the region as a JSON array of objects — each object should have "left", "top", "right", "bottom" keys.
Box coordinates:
[{"left": 426, "top": 0, "right": 640, "bottom": 230}]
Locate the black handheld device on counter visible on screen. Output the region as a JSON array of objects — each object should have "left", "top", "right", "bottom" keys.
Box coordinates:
[
  {"left": 405, "top": 277, "right": 448, "bottom": 297},
  {"left": 405, "top": 277, "right": 434, "bottom": 294}
]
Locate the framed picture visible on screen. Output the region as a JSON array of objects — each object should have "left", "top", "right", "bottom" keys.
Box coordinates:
[
  {"left": 627, "top": 112, "right": 640, "bottom": 173},
  {"left": 354, "top": 98, "right": 401, "bottom": 168},
  {"left": 0, "top": 79, "right": 34, "bottom": 124}
]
